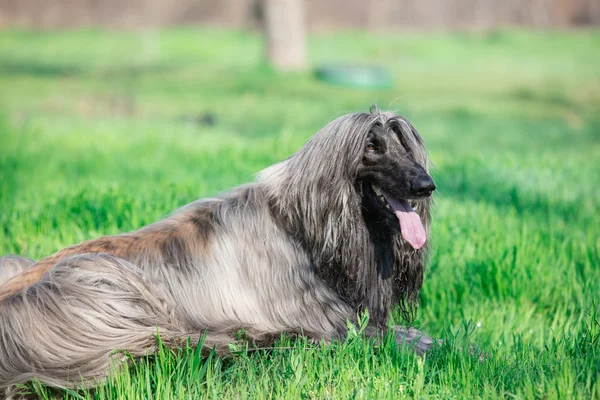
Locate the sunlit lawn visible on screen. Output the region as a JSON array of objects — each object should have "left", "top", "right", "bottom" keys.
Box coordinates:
[{"left": 0, "top": 28, "right": 599, "bottom": 399}]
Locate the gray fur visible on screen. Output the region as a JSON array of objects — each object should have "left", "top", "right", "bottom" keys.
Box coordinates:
[
  {"left": 0, "top": 256, "right": 35, "bottom": 284},
  {"left": 0, "top": 110, "right": 435, "bottom": 392}
]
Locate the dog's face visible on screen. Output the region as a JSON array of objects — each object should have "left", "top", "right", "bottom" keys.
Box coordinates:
[{"left": 357, "top": 124, "right": 435, "bottom": 249}]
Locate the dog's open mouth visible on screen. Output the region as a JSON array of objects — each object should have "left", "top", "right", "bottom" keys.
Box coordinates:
[{"left": 371, "top": 184, "right": 427, "bottom": 250}]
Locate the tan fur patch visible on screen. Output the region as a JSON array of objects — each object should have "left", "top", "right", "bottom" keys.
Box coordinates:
[
  {"left": 0, "top": 207, "right": 215, "bottom": 302},
  {"left": 0, "top": 260, "right": 54, "bottom": 302}
]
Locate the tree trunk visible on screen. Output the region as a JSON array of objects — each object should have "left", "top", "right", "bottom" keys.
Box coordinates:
[{"left": 262, "top": 0, "right": 307, "bottom": 71}]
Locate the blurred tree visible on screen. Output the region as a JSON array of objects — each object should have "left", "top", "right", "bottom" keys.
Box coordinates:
[{"left": 262, "top": 0, "right": 307, "bottom": 71}]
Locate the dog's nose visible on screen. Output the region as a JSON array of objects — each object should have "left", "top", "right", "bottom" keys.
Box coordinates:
[{"left": 412, "top": 176, "right": 436, "bottom": 197}]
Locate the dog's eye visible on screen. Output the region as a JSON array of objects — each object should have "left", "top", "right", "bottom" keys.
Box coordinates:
[{"left": 366, "top": 142, "right": 377, "bottom": 153}]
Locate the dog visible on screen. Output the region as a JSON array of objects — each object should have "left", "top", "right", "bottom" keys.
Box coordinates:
[{"left": 0, "top": 109, "right": 436, "bottom": 390}]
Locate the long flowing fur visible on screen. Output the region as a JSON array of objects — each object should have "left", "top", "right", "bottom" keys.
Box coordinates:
[{"left": 0, "top": 110, "right": 433, "bottom": 392}]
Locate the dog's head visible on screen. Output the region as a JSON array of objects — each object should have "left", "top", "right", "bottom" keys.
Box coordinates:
[
  {"left": 258, "top": 109, "right": 433, "bottom": 252},
  {"left": 356, "top": 115, "right": 434, "bottom": 250},
  {"left": 258, "top": 109, "right": 433, "bottom": 323}
]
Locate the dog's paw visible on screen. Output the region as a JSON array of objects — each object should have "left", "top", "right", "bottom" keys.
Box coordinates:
[{"left": 393, "top": 326, "right": 439, "bottom": 356}]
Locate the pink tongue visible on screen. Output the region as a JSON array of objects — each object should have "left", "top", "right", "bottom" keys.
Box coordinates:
[{"left": 382, "top": 191, "right": 427, "bottom": 249}]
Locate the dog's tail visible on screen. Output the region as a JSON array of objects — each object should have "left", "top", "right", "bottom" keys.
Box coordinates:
[
  {"left": 0, "top": 253, "right": 230, "bottom": 394},
  {"left": 0, "top": 256, "right": 36, "bottom": 286}
]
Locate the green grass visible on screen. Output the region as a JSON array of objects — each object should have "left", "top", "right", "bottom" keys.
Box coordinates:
[{"left": 1, "top": 28, "right": 599, "bottom": 399}]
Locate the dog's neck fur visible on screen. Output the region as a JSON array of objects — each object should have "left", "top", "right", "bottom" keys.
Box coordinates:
[{"left": 259, "top": 164, "right": 417, "bottom": 328}]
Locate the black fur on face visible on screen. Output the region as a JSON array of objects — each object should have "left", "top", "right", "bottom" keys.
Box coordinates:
[{"left": 356, "top": 122, "right": 435, "bottom": 232}]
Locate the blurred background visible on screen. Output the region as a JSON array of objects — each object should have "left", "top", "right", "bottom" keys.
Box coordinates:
[
  {"left": 0, "top": 1, "right": 599, "bottom": 398},
  {"left": 2, "top": 0, "right": 600, "bottom": 29}
]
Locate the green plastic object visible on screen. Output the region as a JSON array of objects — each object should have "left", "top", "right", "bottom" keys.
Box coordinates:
[{"left": 314, "top": 65, "right": 394, "bottom": 89}]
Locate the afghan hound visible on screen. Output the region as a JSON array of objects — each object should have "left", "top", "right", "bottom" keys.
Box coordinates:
[{"left": 0, "top": 109, "right": 436, "bottom": 392}]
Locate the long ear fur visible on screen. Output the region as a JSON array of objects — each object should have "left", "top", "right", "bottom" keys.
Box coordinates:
[{"left": 259, "top": 110, "right": 432, "bottom": 325}]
